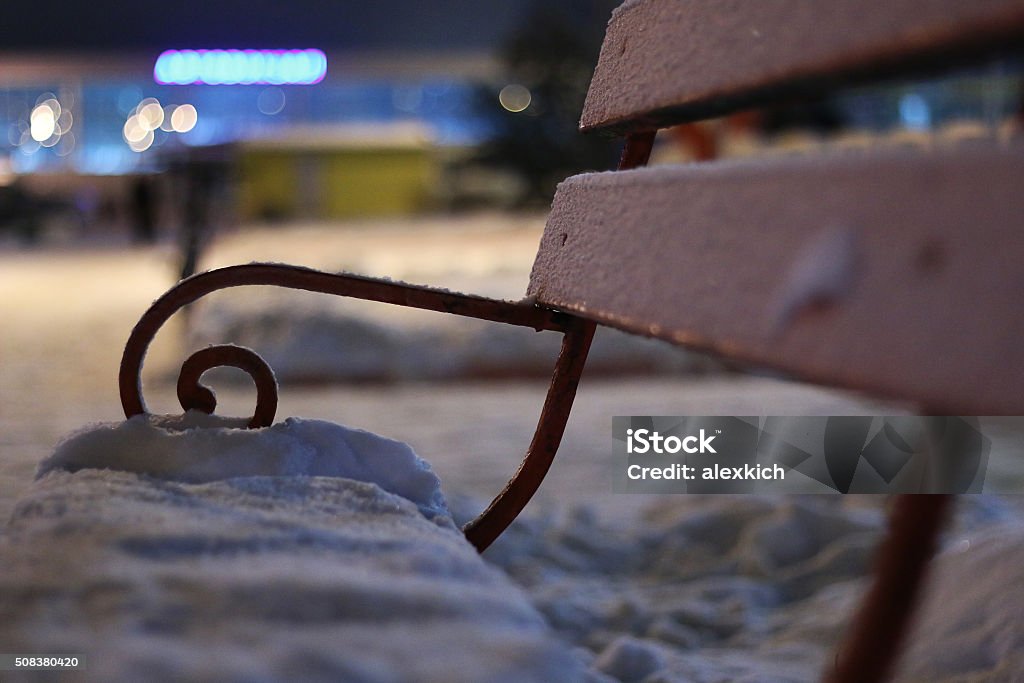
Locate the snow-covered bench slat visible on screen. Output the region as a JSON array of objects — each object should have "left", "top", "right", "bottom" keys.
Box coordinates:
[
  {"left": 528, "top": 142, "right": 1024, "bottom": 415},
  {"left": 582, "top": 0, "right": 1024, "bottom": 134}
]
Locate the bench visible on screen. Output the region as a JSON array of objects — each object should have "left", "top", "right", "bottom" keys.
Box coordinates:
[{"left": 120, "top": 1, "right": 1024, "bottom": 681}]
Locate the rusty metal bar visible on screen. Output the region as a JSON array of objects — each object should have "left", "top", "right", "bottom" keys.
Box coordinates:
[
  {"left": 826, "top": 494, "right": 953, "bottom": 683},
  {"left": 120, "top": 263, "right": 573, "bottom": 419},
  {"left": 463, "top": 318, "right": 595, "bottom": 550},
  {"left": 617, "top": 130, "right": 657, "bottom": 169}
]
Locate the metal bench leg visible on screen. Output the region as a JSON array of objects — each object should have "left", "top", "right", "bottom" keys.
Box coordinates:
[{"left": 826, "top": 494, "right": 953, "bottom": 683}]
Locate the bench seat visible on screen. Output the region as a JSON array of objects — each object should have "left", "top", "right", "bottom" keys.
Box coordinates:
[{"left": 530, "top": 142, "right": 1024, "bottom": 414}]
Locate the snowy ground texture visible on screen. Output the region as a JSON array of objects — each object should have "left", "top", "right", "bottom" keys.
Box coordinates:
[
  {"left": 185, "top": 214, "right": 717, "bottom": 383},
  {"left": 3, "top": 413, "right": 1023, "bottom": 682},
  {"left": 190, "top": 298, "right": 710, "bottom": 383},
  {"left": 2, "top": 217, "right": 1023, "bottom": 682},
  {"left": 476, "top": 494, "right": 1024, "bottom": 683},
  {"left": 1, "top": 415, "right": 587, "bottom": 683}
]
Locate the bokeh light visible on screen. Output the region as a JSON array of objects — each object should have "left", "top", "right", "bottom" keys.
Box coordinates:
[
  {"left": 257, "top": 87, "right": 286, "bottom": 115},
  {"left": 30, "top": 103, "right": 57, "bottom": 141},
  {"left": 137, "top": 98, "right": 165, "bottom": 131},
  {"left": 55, "top": 131, "right": 76, "bottom": 156},
  {"left": 899, "top": 93, "right": 932, "bottom": 130},
  {"left": 160, "top": 105, "right": 178, "bottom": 132},
  {"left": 123, "top": 115, "right": 147, "bottom": 143},
  {"left": 127, "top": 129, "right": 154, "bottom": 153},
  {"left": 498, "top": 84, "right": 532, "bottom": 113},
  {"left": 24, "top": 95, "right": 72, "bottom": 152},
  {"left": 154, "top": 49, "right": 327, "bottom": 85},
  {"left": 170, "top": 104, "right": 198, "bottom": 133},
  {"left": 57, "top": 109, "right": 73, "bottom": 133},
  {"left": 120, "top": 98, "right": 196, "bottom": 151},
  {"left": 392, "top": 86, "right": 422, "bottom": 113}
]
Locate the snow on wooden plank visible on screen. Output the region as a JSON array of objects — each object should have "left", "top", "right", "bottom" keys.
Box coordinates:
[
  {"left": 582, "top": 0, "right": 1024, "bottom": 134},
  {"left": 529, "top": 142, "right": 1024, "bottom": 414}
]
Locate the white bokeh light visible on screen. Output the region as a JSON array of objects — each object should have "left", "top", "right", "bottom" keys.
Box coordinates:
[
  {"left": 498, "top": 84, "right": 532, "bottom": 113},
  {"left": 170, "top": 104, "right": 198, "bottom": 133}
]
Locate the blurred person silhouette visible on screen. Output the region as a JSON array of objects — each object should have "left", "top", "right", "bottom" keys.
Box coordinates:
[
  {"left": 130, "top": 175, "right": 158, "bottom": 244},
  {"left": 177, "top": 156, "right": 230, "bottom": 281},
  {"left": 179, "top": 169, "right": 207, "bottom": 281},
  {"left": 0, "top": 178, "right": 40, "bottom": 245}
]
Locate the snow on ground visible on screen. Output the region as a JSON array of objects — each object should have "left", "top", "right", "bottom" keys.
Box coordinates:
[
  {"left": 477, "top": 492, "right": 1022, "bottom": 682},
  {"left": 0, "top": 242, "right": 186, "bottom": 528},
  {"left": 894, "top": 523, "right": 1024, "bottom": 680},
  {"left": 6, "top": 404, "right": 1024, "bottom": 682},
  {"left": 3, "top": 217, "right": 1024, "bottom": 682},
  {"left": 190, "top": 299, "right": 711, "bottom": 383},
  {"left": 0, "top": 412, "right": 586, "bottom": 681},
  {"left": 188, "top": 213, "right": 716, "bottom": 383}
]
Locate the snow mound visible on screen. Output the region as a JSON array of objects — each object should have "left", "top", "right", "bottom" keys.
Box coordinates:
[
  {"left": 37, "top": 412, "right": 448, "bottom": 519},
  {"left": 0, "top": 469, "right": 589, "bottom": 682}
]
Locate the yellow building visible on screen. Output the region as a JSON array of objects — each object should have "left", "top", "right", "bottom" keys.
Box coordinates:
[{"left": 236, "top": 123, "right": 438, "bottom": 221}]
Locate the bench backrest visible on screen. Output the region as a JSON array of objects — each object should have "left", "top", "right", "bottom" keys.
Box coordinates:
[
  {"left": 581, "top": 0, "right": 1024, "bottom": 134},
  {"left": 528, "top": 0, "right": 1024, "bottom": 414}
]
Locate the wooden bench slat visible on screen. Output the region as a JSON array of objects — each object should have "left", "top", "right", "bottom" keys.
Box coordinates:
[
  {"left": 582, "top": 0, "right": 1024, "bottom": 134},
  {"left": 529, "top": 143, "right": 1024, "bottom": 414}
]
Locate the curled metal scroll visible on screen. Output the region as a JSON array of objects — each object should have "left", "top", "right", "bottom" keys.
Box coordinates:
[
  {"left": 177, "top": 344, "right": 278, "bottom": 428},
  {"left": 119, "top": 263, "right": 592, "bottom": 552}
]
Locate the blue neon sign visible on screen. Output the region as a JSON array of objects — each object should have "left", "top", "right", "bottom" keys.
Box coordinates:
[{"left": 154, "top": 49, "right": 327, "bottom": 85}]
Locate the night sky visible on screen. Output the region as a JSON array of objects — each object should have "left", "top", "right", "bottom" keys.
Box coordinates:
[{"left": 0, "top": 0, "right": 595, "bottom": 53}]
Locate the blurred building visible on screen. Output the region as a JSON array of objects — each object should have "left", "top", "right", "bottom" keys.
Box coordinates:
[
  {"left": 0, "top": 51, "right": 500, "bottom": 177},
  {"left": 0, "top": 0, "right": 587, "bottom": 222},
  {"left": 0, "top": 49, "right": 500, "bottom": 224}
]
